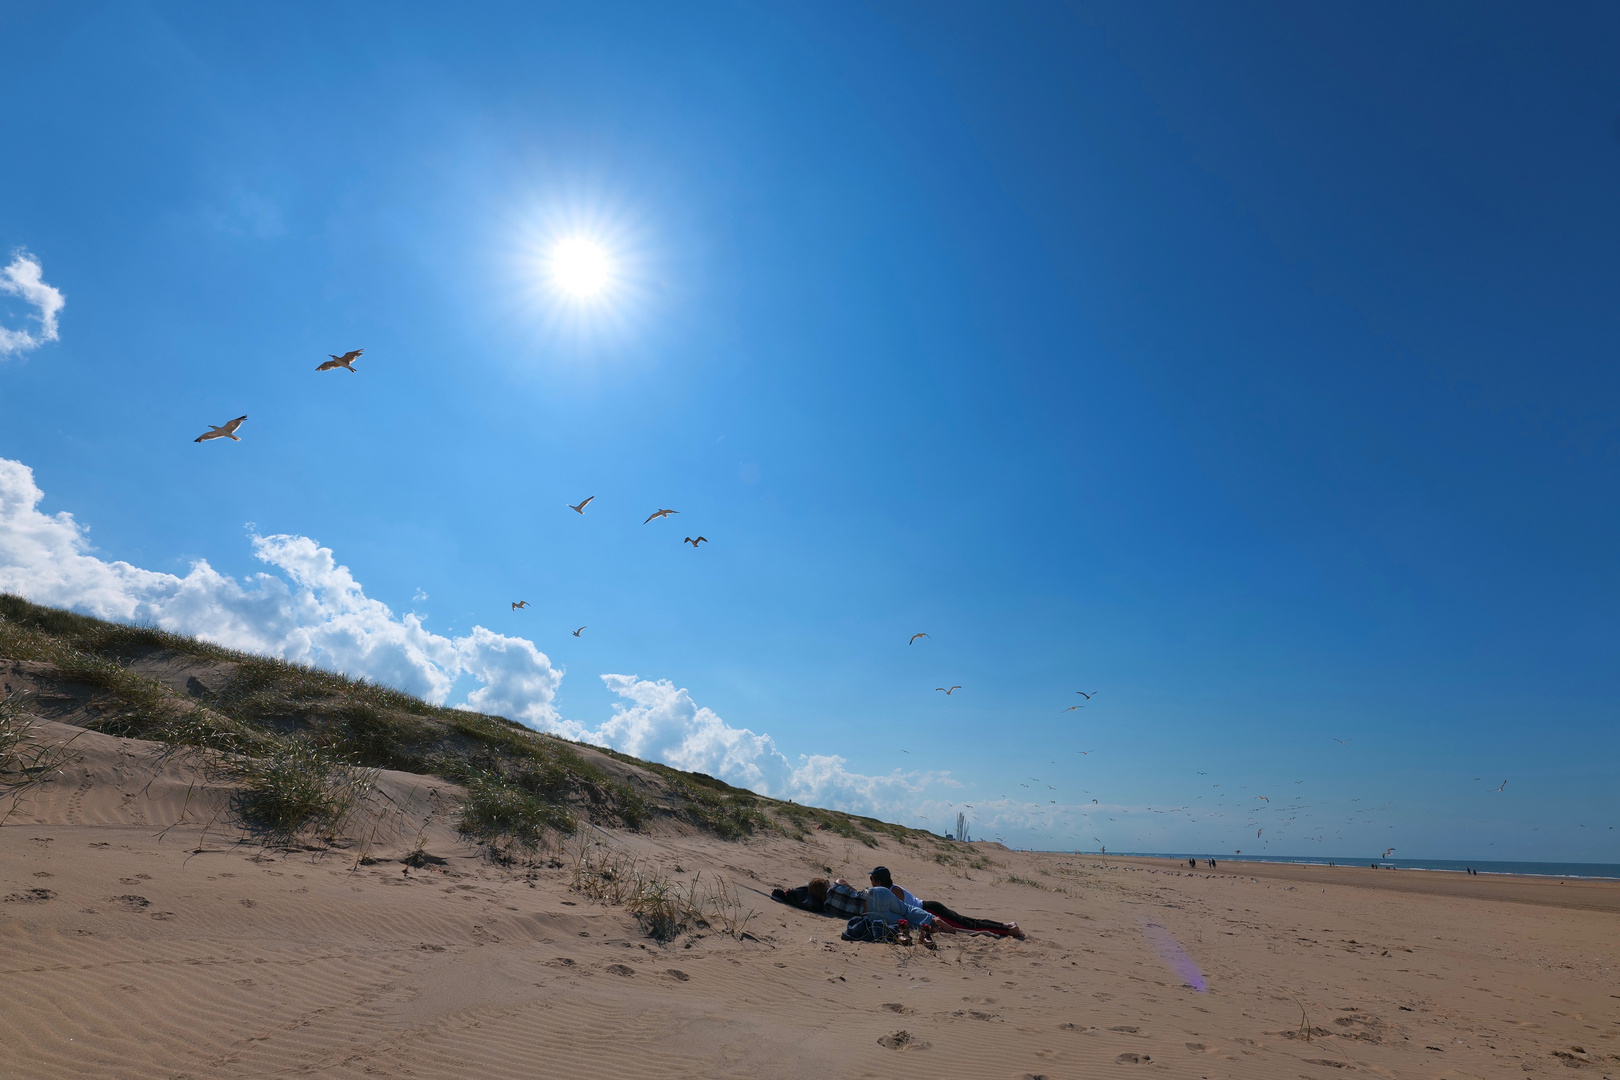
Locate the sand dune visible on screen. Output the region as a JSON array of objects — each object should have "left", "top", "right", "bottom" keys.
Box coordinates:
[{"left": 3, "top": 720, "right": 1617, "bottom": 1079}]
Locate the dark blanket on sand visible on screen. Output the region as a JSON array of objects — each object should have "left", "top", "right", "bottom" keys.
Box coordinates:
[{"left": 920, "top": 899, "right": 1018, "bottom": 936}]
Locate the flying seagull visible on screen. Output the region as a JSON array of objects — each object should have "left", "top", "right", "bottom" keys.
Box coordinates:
[
  {"left": 1333, "top": 738, "right": 1351, "bottom": 746},
  {"left": 511, "top": 601, "right": 529, "bottom": 610},
  {"left": 1076, "top": 691, "right": 1096, "bottom": 699},
  {"left": 935, "top": 686, "right": 961, "bottom": 695},
  {"left": 571, "top": 626, "right": 585, "bottom": 637},
  {"left": 644, "top": 509, "right": 679, "bottom": 523},
  {"left": 316, "top": 349, "right": 362, "bottom": 372},
  {"left": 1494, "top": 780, "right": 1507, "bottom": 792},
  {"left": 195, "top": 416, "right": 247, "bottom": 443},
  {"left": 568, "top": 496, "right": 595, "bottom": 514},
  {"left": 683, "top": 536, "right": 708, "bottom": 547},
  {"left": 1063, "top": 705, "right": 1083, "bottom": 712},
  {"left": 909, "top": 633, "right": 928, "bottom": 644}
]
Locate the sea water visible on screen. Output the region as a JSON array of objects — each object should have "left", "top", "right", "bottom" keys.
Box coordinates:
[{"left": 1107, "top": 853, "right": 1620, "bottom": 880}]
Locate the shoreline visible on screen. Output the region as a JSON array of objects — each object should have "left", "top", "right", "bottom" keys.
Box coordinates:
[
  {"left": 1098, "top": 853, "right": 1620, "bottom": 914},
  {"left": 1042, "top": 851, "right": 1620, "bottom": 880}
]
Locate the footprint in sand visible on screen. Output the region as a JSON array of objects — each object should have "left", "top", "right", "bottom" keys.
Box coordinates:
[
  {"left": 605, "top": 965, "right": 634, "bottom": 977},
  {"left": 3, "top": 888, "right": 56, "bottom": 903},
  {"left": 109, "top": 895, "right": 149, "bottom": 911},
  {"left": 1115, "top": 1052, "right": 1151, "bottom": 1064},
  {"left": 878, "top": 1030, "right": 930, "bottom": 1051},
  {"left": 882, "top": 1003, "right": 911, "bottom": 1014},
  {"left": 665, "top": 969, "right": 690, "bottom": 981},
  {"left": 1109, "top": 1025, "right": 1141, "bottom": 1034}
]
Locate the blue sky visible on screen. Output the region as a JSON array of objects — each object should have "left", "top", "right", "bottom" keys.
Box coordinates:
[{"left": 1, "top": 3, "right": 1616, "bottom": 860}]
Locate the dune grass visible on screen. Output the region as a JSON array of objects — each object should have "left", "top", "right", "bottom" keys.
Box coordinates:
[
  {"left": 0, "top": 691, "right": 85, "bottom": 825},
  {"left": 567, "top": 830, "right": 758, "bottom": 941},
  {"left": 232, "top": 741, "right": 378, "bottom": 843}
]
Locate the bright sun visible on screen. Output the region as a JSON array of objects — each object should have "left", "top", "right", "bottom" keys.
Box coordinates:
[{"left": 550, "top": 238, "right": 611, "bottom": 297}]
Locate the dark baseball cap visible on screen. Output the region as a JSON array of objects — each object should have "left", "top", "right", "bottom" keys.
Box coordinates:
[{"left": 868, "top": 866, "right": 892, "bottom": 886}]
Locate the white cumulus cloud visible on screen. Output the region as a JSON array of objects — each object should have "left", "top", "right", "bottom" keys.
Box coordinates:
[
  {"left": 0, "top": 251, "right": 65, "bottom": 357},
  {"left": 551, "top": 675, "right": 941, "bottom": 820},
  {"left": 0, "top": 457, "right": 560, "bottom": 724}
]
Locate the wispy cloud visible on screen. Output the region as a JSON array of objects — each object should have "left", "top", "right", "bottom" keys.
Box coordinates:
[
  {"left": 0, "top": 250, "right": 65, "bottom": 357},
  {"left": 0, "top": 455, "right": 951, "bottom": 825}
]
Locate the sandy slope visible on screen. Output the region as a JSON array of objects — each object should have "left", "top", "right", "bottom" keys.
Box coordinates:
[{"left": 3, "top": 722, "right": 1618, "bottom": 1079}]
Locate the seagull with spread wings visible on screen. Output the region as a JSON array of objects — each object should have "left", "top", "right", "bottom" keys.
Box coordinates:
[
  {"left": 511, "top": 601, "right": 529, "bottom": 610},
  {"left": 644, "top": 509, "right": 679, "bottom": 523},
  {"left": 195, "top": 416, "right": 247, "bottom": 443},
  {"left": 683, "top": 536, "right": 708, "bottom": 547},
  {"left": 317, "top": 349, "right": 362, "bottom": 372},
  {"left": 909, "top": 632, "right": 928, "bottom": 644},
  {"left": 1063, "top": 705, "right": 1083, "bottom": 712},
  {"left": 568, "top": 496, "right": 595, "bottom": 514},
  {"left": 571, "top": 626, "right": 586, "bottom": 637},
  {"left": 935, "top": 686, "right": 961, "bottom": 695},
  {"left": 1076, "top": 690, "right": 1096, "bottom": 699}
]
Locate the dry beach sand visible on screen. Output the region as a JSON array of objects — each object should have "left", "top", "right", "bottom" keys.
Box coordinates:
[{"left": 3, "top": 720, "right": 1619, "bottom": 1079}]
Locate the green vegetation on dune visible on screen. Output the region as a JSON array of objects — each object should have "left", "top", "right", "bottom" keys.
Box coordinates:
[{"left": 0, "top": 594, "right": 945, "bottom": 853}]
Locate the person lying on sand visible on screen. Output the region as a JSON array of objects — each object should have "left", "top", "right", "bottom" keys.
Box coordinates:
[
  {"left": 770, "top": 877, "right": 1001, "bottom": 937},
  {"left": 868, "top": 866, "right": 1025, "bottom": 938}
]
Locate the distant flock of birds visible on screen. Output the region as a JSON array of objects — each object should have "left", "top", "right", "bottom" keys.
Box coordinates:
[
  {"left": 201, "top": 352, "right": 980, "bottom": 704},
  {"left": 200, "top": 351, "right": 1542, "bottom": 851}
]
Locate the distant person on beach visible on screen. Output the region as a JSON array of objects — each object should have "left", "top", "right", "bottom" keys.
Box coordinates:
[{"left": 1189, "top": 858, "right": 1197, "bottom": 868}]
